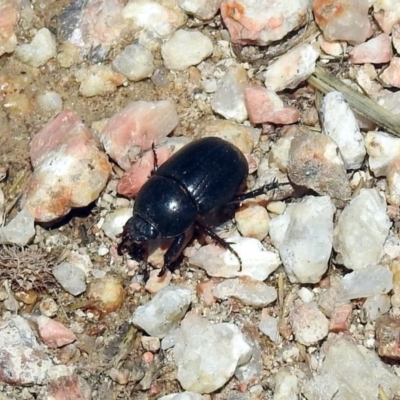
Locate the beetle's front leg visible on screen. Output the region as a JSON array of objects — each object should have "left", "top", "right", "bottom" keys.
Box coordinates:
[{"left": 158, "top": 233, "right": 187, "bottom": 277}]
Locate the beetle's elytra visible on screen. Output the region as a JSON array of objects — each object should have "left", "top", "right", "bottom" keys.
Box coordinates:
[{"left": 118, "top": 136, "right": 281, "bottom": 276}]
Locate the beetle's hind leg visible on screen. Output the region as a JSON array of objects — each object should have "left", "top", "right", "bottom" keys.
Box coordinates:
[
  {"left": 230, "top": 178, "right": 291, "bottom": 204},
  {"left": 195, "top": 220, "right": 243, "bottom": 271}
]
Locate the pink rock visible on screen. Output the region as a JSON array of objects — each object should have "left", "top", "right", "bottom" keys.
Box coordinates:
[
  {"left": 313, "top": 0, "right": 372, "bottom": 45},
  {"left": 329, "top": 303, "right": 352, "bottom": 333},
  {"left": 47, "top": 375, "right": 91, "bottom": 400},
  {"left": 350, "top": 33, "right": 393, "bottom": 64},
  {"left": 244, "top": 85, "right": 299, "bottom": 125},
  {"left": 100, "top": 100, "right": 179, "bottom": 170},
  {"left": 373, "top": 3, "right": 400, "bottom": 33},
  {"left": 24, "top": 110, "right": 111, "bottom": 222},
  {"left": 221, "top": 0, "right": 310, "bottom": 46},
  {"left": 145, "top": 269, "right": 172, "bottom": 294},
  {"left": 380, "top": 57, "right": 400, "bottom": 88},
  {"left": 35, "top": 316, "right": 77, "bottom": 348},
  {"left": 0, "top": 0, "right": 20, "bottom": 56},
  {"left": 196, "top": 279, "right": 219, "bottom": 306},
  {"left": 117, "top": 147, "right": 172, "bottom": 197}
]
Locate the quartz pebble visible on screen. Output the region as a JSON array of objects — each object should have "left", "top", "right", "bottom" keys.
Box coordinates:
[
  {"left": 36, "top": 91, "right": 63, "bottom": 113},
  {"left": 212, "top": 277, "right": 277, "bottom": 308},
  {"left": 0, "top": 315, "right": 53, "bottom": 384},
  {"left": 269, "top": 196, "right": 335, "bottom": 284},
  {"left": 75, "top": 65, "right": 127, "bottom": 97},
  {"left": 244, "top": 85, "right": 299, "bottom": 125},
  {"left": 173, "top": 312, "right": 252, "bottom": 393},
  {"left": 363, "top": 294, "right": 390, "bottom": 322},
  {"left": 33, "top": 315, "right": 77, "bottom": 348},
  {"left": 15, "top": 28, "right": 56, "bottom": 67},
  {"left": 268, "top": 129, "right": 299, "bottom": 173},
  {"left": 100, "top": 100, "right": 179, "bottom": 170},
  {"left": 53, "top": 262, "right": 87, "bottom": 296},
  {"left": 289, "top": 301, "right": 329, "bottom": 346},
  {"left": 0, "top": 207, "right": 35, "bottom": 246},
  {"left": 320, "top": 91, "right": 366, "bottom": 169},
  {"left": 336, "top": 265, "right": 393, "bottom": 302},
  {"left": 131, "top": 285, "right": 192, "bottom": 338},
  {"left": 211, "top": 65, "right": 248, "bottom": 123},
  {"left": 303, "top": 335, "right": 400, "bottom": 399},
  {"left": 376, "top": 316, "right": 400, "bottom": 360},
  {"left": 333, "top": 189, "right": 391, "bottom": 271},
  {"left": 288, "top": 131, "right": 351, "bottom": 201},
  {"left": 259, "top": 311, "right": 280, "bottom": 343},
  {"left": 373, "top": 1, "right": 400, "bottom": 33},
  {"left": 350, "top": 33, "right": 392, "bottom": 64},
  {"left": 178, "top": 0, "right": 222, "bottom": 20},
  {"left": 387, "top": 158, "right": 400, "bottom": 205},
  {"left": 112, "top": 43, "right": 155, "bottom": 81},
  {"left": 122, "top": 0, "right": 187, "bottom": 39},
  {"left": 380, "top": 57, "right": 400, "bottom": 88},
  {"left": 24, "top": 110, "right": 111, "bottom": 222},
  {"left": 161, "top": 30, "right": 213, "bottom": 71},
  {"left": 273, "top": 368, "right": 299, "bottom": 400},
  {"left": 235, "top": 202, "right": 270, "bottom": 241},
  {"left": 102, "top": 208, "right": 132, "bottom": 241},
  {"left": 198, "top": 119, "right": 259, "bottom": 155},
  {"left": 221, "top": 0, "right": 310, "bottom": 46},
  {"left": 365, "top": 130, "right": 400, "bottom": 176},
  {"left": 0, "top": 0, "right": 20, "bottom": 56},
  {"left": 313, "top": 0, "right": 371, "bottom": 45},
  {"left": 264, "top": 44, "right": 320, "bottom": 92},
  {"left": 189, "top": 236, "right": 281, "bottom": 281}
]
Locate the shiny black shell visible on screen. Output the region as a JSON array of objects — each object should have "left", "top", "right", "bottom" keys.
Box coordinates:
[{"left": 134, "top": 137, "right": 248, "bottom": 238}]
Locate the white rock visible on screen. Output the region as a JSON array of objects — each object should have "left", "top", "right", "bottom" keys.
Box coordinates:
[
  {"left": 211, "top": 65, "right": 248, "bottom": 123},
  {"left": 159, "top": 393, "right": 206, "bottom": 400},
  {"left": 289, "top": 301, "right": 329, "bottom": 346},
  {"left": 15, "top": 28, "right": 56, "bottom": 67},
  {"left": 303, "top": 335, "right": 400, "bottom": 399},
  {"left": 75, "top": 65, "right": 127, "bottom": 97},
  {"left": 102, "top": 208, "right": 133, "bottom": 241},
  {"left": 234, "top": 338, "right": 263, "bottom": 383},
  {"left": 0, "top": 207, "right": 35, "bottom": 246},
  {"left": 273, "top": 369, "right": 299, "bottom": 400},
  {"left": 112, "top": 43, "right": 155, "bottom": 81},
  {"left": 365, "top": 130, "right": 400, "bottom": 176},
  {"left": 37, "top": 91, "right": 63, "bottom": 113},
  {"left": 320, "top": 91, "right": 366, "bottom": 169},
  {"left": 386, "top": 158, "right": 400, "bottom": 205},
  {"left": 336, "top": 265, "right": 393, "bottom": 302},
  {"left": 189, "top": 236, "right": 281, "bottom": 281},
  {"left": 131, "top": 285, "right": 192, "bottom": 338},
  {"left": 268, "top": 131, "right": 297, "bottom": 173},
  {"left": 264, "top": 44, "right": 320, "bottom": 91},
  {"left": 52, "top": 262, "right": 87, "bottom": 296},
  {"left": 161, "top": 29, "right": 213, "bottom": 70},
  {"left": 212, "top": 277, "right": 277, "bottom": 308},
  {"left": 123, "top": 0, "right": 187, "bottom": 38},
  {"left": 259, "top": 313, "right": 280, "bottom": 343},
  {"left": 235, "top": 203, "right": 270, "bottom": 241},
  {"left": 0, "top": 315, "right": 53, "bottom": 384},
  {"left": 333, "top": 189, "right": 390, "bottom": 270},
  {"left": 298, "top": 287, "right": 314, "bottom": 303},
  {"left": 173, "top": 312, "right": 252, "bottom": 393},
  {"left": 178, "top": 0, "right": 222, "bottom": 20},
  {"left": 269, "top": 196, "right": 335, "bottom": 284},
  {"left": 363, "top": 294, "right": 391, "bottom": 322}
]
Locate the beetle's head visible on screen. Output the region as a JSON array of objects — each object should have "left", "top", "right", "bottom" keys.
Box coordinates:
[{"left": 117, "top": 214, "right": 158, "bottom": 257}]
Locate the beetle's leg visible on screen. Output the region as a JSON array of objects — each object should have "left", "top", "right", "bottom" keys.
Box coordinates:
[
  {"left": 195, "top": 221, "right": 243, "bottom": 271},
  {"left": 230, "top": 179, "right": 291, "bottom": 204},
  {"left": 150, "top": 143, "right": 159, "bottom": 175},
  {"left": 158, "top": 233, "right": 187, "bottom": 277}
]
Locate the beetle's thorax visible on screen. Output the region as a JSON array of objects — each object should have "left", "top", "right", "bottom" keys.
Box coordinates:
[{"left": 124, "top": 214, "right": 158, "bottom": 242}]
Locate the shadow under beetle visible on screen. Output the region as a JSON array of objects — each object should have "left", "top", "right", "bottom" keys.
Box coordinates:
[{"left": 118, "top": 137, "right": 285, "bottom": 276}]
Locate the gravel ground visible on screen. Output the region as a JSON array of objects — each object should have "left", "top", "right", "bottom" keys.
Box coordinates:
[{"left": 2, "top": 1, "right": 400, "bottom": 399}]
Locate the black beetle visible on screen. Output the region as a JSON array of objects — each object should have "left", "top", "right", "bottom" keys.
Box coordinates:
[{"left": 118, "top": 137, "right": 282, "bottom": 276}]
